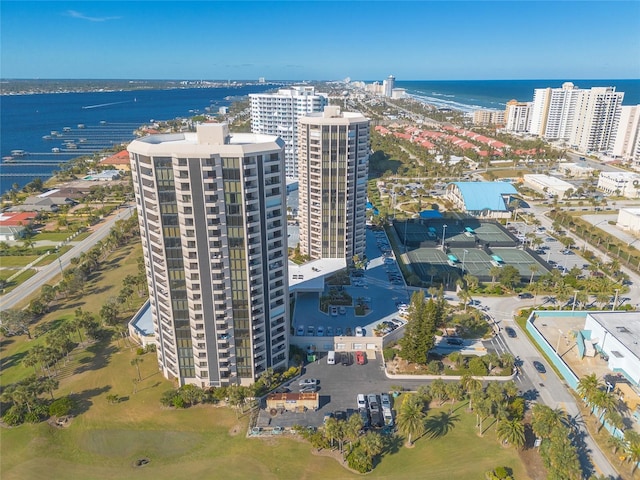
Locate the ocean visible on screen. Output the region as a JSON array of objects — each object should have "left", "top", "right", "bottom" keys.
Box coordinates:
[
  {"left": 0, "top": 84, "right": 275, "bottom": 194},
  {"left": 397, "top": 79, "right": 640, "bottom": 113},
  {"left": 2, "top": 79, "right": 639, "bottom": 194}
]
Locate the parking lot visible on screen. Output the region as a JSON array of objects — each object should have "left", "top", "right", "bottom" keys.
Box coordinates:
[{"left": 256, "top": 349, "right": 403, "bottom": 428}]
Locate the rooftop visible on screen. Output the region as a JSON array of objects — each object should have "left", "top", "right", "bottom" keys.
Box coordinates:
[
  {"left": 448, "top": 181, "right": 518, "bottom": 212},
  {"left": 588, "top": 311, "right": 640, "bottom": 360}
]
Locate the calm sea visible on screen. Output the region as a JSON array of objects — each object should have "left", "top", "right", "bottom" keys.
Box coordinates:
[
  {"left": 397, "top": 79, "right": 640, "bottom": 112},
  {"left": 0, "top": 84, "right": 275, "bottom": 194},
  {"left": 2, "top": 79, "right": 639, "bottom": 194}
]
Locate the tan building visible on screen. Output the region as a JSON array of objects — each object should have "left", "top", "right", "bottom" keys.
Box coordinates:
[
  {"left": 298, "top": 106, "right": 369, "bottom": 263},
  {"left": 128, "top": 123, "right": 289, "bottom": 387},
  {"left": 473, "top": 109, "right": 505, "bottom": 126}
]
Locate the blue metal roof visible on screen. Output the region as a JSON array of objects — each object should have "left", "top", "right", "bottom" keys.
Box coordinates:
[
  {"left": 449, "top": 182, "right": 518, "bottom": 212},
  {"left": 419, "top": 209, "right": 443, "bottom": 219}
]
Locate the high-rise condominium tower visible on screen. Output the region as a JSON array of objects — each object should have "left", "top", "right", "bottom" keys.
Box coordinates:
[
  {"left": 298, "top": 106, "right": 369, "bottom": 263},
  {"left": 250, "top": 86, "right": 328, "bottom": 179},
  {"left": 128, "top": 124, "right": 289, "bottom": 387},
  {"left": 569, "top": 87, "right": 625, "bottom": 153}
]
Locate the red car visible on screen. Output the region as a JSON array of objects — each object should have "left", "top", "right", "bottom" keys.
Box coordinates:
[{"left": 356, "top": 351, "right": 366, "bottom": 365}]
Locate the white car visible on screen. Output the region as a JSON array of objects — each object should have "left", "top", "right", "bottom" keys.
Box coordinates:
[
  {"left": 317, "top": 326, "right": 324, "bottom": 337},
  {"left": 357, "top": 394, "right": 367, "bottom": 409},
  {"left": 338, "top": 306, "right": 346, "bottom": 315},
  {"left": 296, "top": 325, "right": 304, "bottom": 336},
  {"left": 299, "top": 378, "right": 318, "bottom": 387},
  {"left": 355, "top": 326, "right": 364, "bottom": 337},
  {"left": 330, "top": 306, "right": 338, "bottom": 316}
]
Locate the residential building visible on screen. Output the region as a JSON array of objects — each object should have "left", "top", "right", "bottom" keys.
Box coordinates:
[
  {"left": 569, "top": 87, "right": 625, "bottom": 153},
  {"left": 444, "top": 182, "right": 518, "bottom": 219},
  {"left": 597, "top": 171, "right": 640, "bottom": 198},
  {"left": 473, "top": 109, "right": 505, "bottom": 126},
  {"left": 298, "top": 106, "right": 369, "bottom": 263},
  {"left": 611, "top": 105, "right": 640, "bottom": 165},
  {"left": 383, "top": 75, "right": 395, "bottom": 98},
  {"left": 128, "top": 123, "right": 289, "bottom": 387},
  {"left": 504, "top": 100, "right": 532, "bottom": 133},
  {"left": 523, "top": 174, "right": 575, "bottom": 198},
  {"left": 250, "top": 86, "right": 328, "bottom": 179},
  {"left": 529, "top": 82, "right": 580, "bottom": 139},
  {"left": 556, "top": 162, "right": 594, "bottom": 178}
]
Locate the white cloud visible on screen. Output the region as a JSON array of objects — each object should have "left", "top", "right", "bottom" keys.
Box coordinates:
[{"left": 65, "top": 10, "right": 121, "bottom": 22}]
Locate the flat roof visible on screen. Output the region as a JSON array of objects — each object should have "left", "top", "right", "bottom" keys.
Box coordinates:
[
  {"left": 587, "top": 312, "right": 640, "bottom": 360},
  {"left": 449, "top": 181, "right": 518, "bottom": 211},
  {"left": 523, "top": 174, "right": 574, "bottom": 188},
  {"left": 288, "top": 258, "right": 346, "bottom": 293}
]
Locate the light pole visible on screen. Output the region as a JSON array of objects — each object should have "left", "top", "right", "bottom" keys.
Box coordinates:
[
  {"left": 441, "top": 224, "right": 447, "bottom": 250},
  {"left": 556, "top": 329, "right": 563, "bottom": 355},
  {"left": 572, "top": 290, "right": 579, "bottom": 311},
  {"left": 462, "top": 249, "right": 468, "bottom": 274},
  {"left": 55, "top": 246, "right": 64, "bottom": 277},
  {"left": 612, "top": 288, "right": 619, "bottom": 311}
]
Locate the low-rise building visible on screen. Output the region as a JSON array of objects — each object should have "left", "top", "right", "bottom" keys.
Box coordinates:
[
  {"left": 616, "top": 208, "right": 640, "bottom": 235},
  {"left": 556, "top": 162, "right": 594, "bottom": 178},
  {"left": 597, "top": 171, "right": 640, "bottom": 198},
  {"left": 445, "top": 181, "right": 518, "bottom": 219},
  {"left": 523, "top": 174, "right": 575, "bottom": 198}
]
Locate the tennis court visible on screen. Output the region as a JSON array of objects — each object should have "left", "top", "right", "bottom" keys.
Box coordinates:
[{"left": 405, "top": 244, "right": 549, "bottom": 284}]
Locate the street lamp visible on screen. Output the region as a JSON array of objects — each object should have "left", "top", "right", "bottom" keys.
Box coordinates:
[
  {"left": 612, "top": 288, "right": 619, "bottom": 311},
  {"left": 462, "top": 249, "right": 468, "bottom": 274},
  {"left": 55, "top": 246, "right": 64, "bottom": 277},
  {"left": 572, "top": 290, "right": 579, "bottom": 311},
  {"left": 441, "top": 224, "right": 448, "bottom": 250},
  {"left": 556, "top": 329, "right": 563, "bottom": 355}
]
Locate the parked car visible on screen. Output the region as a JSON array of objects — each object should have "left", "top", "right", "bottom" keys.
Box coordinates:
[
  {"left": 330, "top": 306, "right": 338, "bottom": 316},
  {"left": 307, "top": 326, "right": 315, "bottom": 336},
  {"left": 355, "top": 326, "right": 364, "bottom": 337},
  {"left": 299, "top": 378, "right": 319, "bottom": 387},
  {"left": 339, "top": 306, "right": 346, "bottom": 315},
  {"left": 533, "top": 361, "right": 546, "bottom": 374},
  {"left": 300, "top": 385, "right": 317, "bottom": 393},
  {"left": 316, "top": 326, "right": 324, "bottom": 337},
  {"left": 357, "top": 394, "right": 367, "bottom": 409},
  {"left": 341, "top": 352, "right": 352, "bottom": 366},
  {"left": 336, "top": 327, "right": 343, "bottom": 336},
  {"left": 380, "top": 393, "right": 392, "bottom": 411},
  {"left": 356, "top": 351, "right": 366, "bottom": 365},
  {"left": 296, "top": 325, "right": 304, "bottom": 336}
]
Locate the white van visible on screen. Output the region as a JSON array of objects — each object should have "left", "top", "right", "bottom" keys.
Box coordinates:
[{"left": 327, "top": 350, "right": 336, "bottom": 365}]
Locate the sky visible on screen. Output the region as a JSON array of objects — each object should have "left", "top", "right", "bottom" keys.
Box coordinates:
[{"left": 1, "top": 1, "right": 639, "bottom": 81}]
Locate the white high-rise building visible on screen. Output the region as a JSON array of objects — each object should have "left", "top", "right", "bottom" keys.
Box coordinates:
[
  {"left": 569, "top": 87, "right": 624, "bottom": 153},
  {"left": 504, "top": 100, "right": 532, "bottom": 133},
  {"left": 383, "top": 75, "right": 395, "bottom": 98},
  {"left": 611, "top": 105, "right": 640, "bottom": 165},
  {"left": 298, "top": 106, "right": 369, "bottom": 263},
  {"left": 128, "top": 123, "right": 289, "bottom": 387},
  {"left": 250, "top": 86, "right": 328, "bottom": 179},
  {"left": 529, "top": 82, "right": 580, "bottom": 139}
]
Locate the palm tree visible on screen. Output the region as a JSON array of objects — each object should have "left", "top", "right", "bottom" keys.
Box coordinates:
[
  {"left": 130, "top": 357, "right": 143, "bottom": 381},
  {"left": 496, "top": 418, "right": 525, "bottom": 449},
  {"left": 531, "top": 404, "right": 567, "bottom": 439},
  {"left": 445, "top": 382, "right": 464, "bottom": 413},
  {"left": 577, "top": 373, "right": 601, "bottom": 408},
  {"left": 624, "top": 432, "right": 640, "bottom": 476},
  {"left": 528, "top": 264, "right": 539, "bottom": 284},
  {"left": 489, "top": 265, "right": 502, "bottom": 284},
  {"left": 359, "top": 431, "right": 383, "bottom": 458},
  {"left": 475, "top": 395, "right": 493, "bottom": 436},
  {"left": 396, "top": 394, "right": 426, "bottom": 447}
]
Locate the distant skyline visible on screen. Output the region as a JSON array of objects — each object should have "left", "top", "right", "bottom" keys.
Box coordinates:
[{"left": 1, "top": 1, "right": 639, "bottom": 81}]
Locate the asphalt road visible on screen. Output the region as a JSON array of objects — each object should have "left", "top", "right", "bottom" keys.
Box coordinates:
[{"left": 0, "top": 206, "right": 135, "bottom": 311}]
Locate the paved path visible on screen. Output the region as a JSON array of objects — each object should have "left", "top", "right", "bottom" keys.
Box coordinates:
[{"left": 0, "top": 206, "right": 135, "bottom": 311}]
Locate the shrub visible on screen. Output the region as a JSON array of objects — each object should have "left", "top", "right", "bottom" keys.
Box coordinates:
[
  {"left": 346, "top": 445, "right": 373, "bottom": 473},
  {"left": 136, "top": 347, "right": 145, "bottom": 355},
  {"left": 468, "top": 357, "right": 488, "bottom": 376},
  {"left": 49, "top": 396, "right": 75, "bottom": 417},
  {"left": 172, "top": 396, "right": 185, "bottom": 408},
  {"left": 383, "top": 347, "right": 396, "bottom": 362},
  {"left": 2, "top": 405, "right": 26, "bottom": 426}
]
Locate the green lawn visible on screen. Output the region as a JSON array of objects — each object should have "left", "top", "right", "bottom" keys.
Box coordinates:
[
  {"left": 32, "top": 232, "right": 76, "bottom": 242},
  {"left": 1, "top": 241, "right": 532, "bottom": 480}
]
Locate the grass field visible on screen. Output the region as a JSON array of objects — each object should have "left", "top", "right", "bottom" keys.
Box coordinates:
[{"left": 1, "top": 240, "right": 532, "bottom": 480}]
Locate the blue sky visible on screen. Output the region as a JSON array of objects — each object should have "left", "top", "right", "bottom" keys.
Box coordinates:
[{"left": 1, "top": 1, "right": 639, "bottom": 80}]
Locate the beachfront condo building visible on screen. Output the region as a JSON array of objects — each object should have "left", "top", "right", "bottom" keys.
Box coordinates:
[
  {"left": 568, "top": 87, "right": 625, "bottom": 154},
  {"left": 298, "top": 106, "right": 369, "bottom": 263},
  {"left": 529, "top": 82, "right": 580, "bottom": 140},
  {"left": 128, "top": 123, "right": 289, "bottom": 387},
  {"left": 383, "top": 75, "right": 395, "bottom": 98},
  {"left": 504, "top": 100, "right": 532, "bottom": 133},
  {"left": 611, "top": 105, "right": 640, "bottom": 165},
  {"left": 250, "top": 86, "right": 328, "bottom": 179}
]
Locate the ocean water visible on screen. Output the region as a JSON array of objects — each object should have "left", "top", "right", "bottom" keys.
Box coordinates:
[
  {"left": 397, "top": 79, "right": 640, "bottom": 113},
  {"left": 2, "top": 79, "right": 639, "bottom": 194},
  {"left": 0, "top": 84, "right": 275, "bottom": 194}
]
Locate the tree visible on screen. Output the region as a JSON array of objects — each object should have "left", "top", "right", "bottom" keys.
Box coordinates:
[
  {"left": 498, "top": 265, "right": 520, "bottom": 290},
  {"left": 396, "top": 394, "right": 426, "bottom": 447},
  {"left": 398, "top": 292, "right": 438, "bottom": 365},
  {"left": 179, "top": 384, "right": 204, "bottom": 407},
  {"left": 49, "top": 396, "right": 74, "bottom": 417},
  {"left": 0, "top": 308, "right": 33, "bottom": 339},
  {"left": 488, "top": 265, "right": 502, "bottom": 284},
  {"left": 532, "top": 404, "right": 567, "bottom": 439},
  {"left": 475, "top": 394, "right": 493, "bottom": 436},
  {"left": 496, "top": 418, "right": 525, "bottom": 449},
  {"left": 577, "top": 373, "right": 602, "bottom": 411},
  {"left": 130, "top": 357, "right": 143, "bottom": 381}
]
